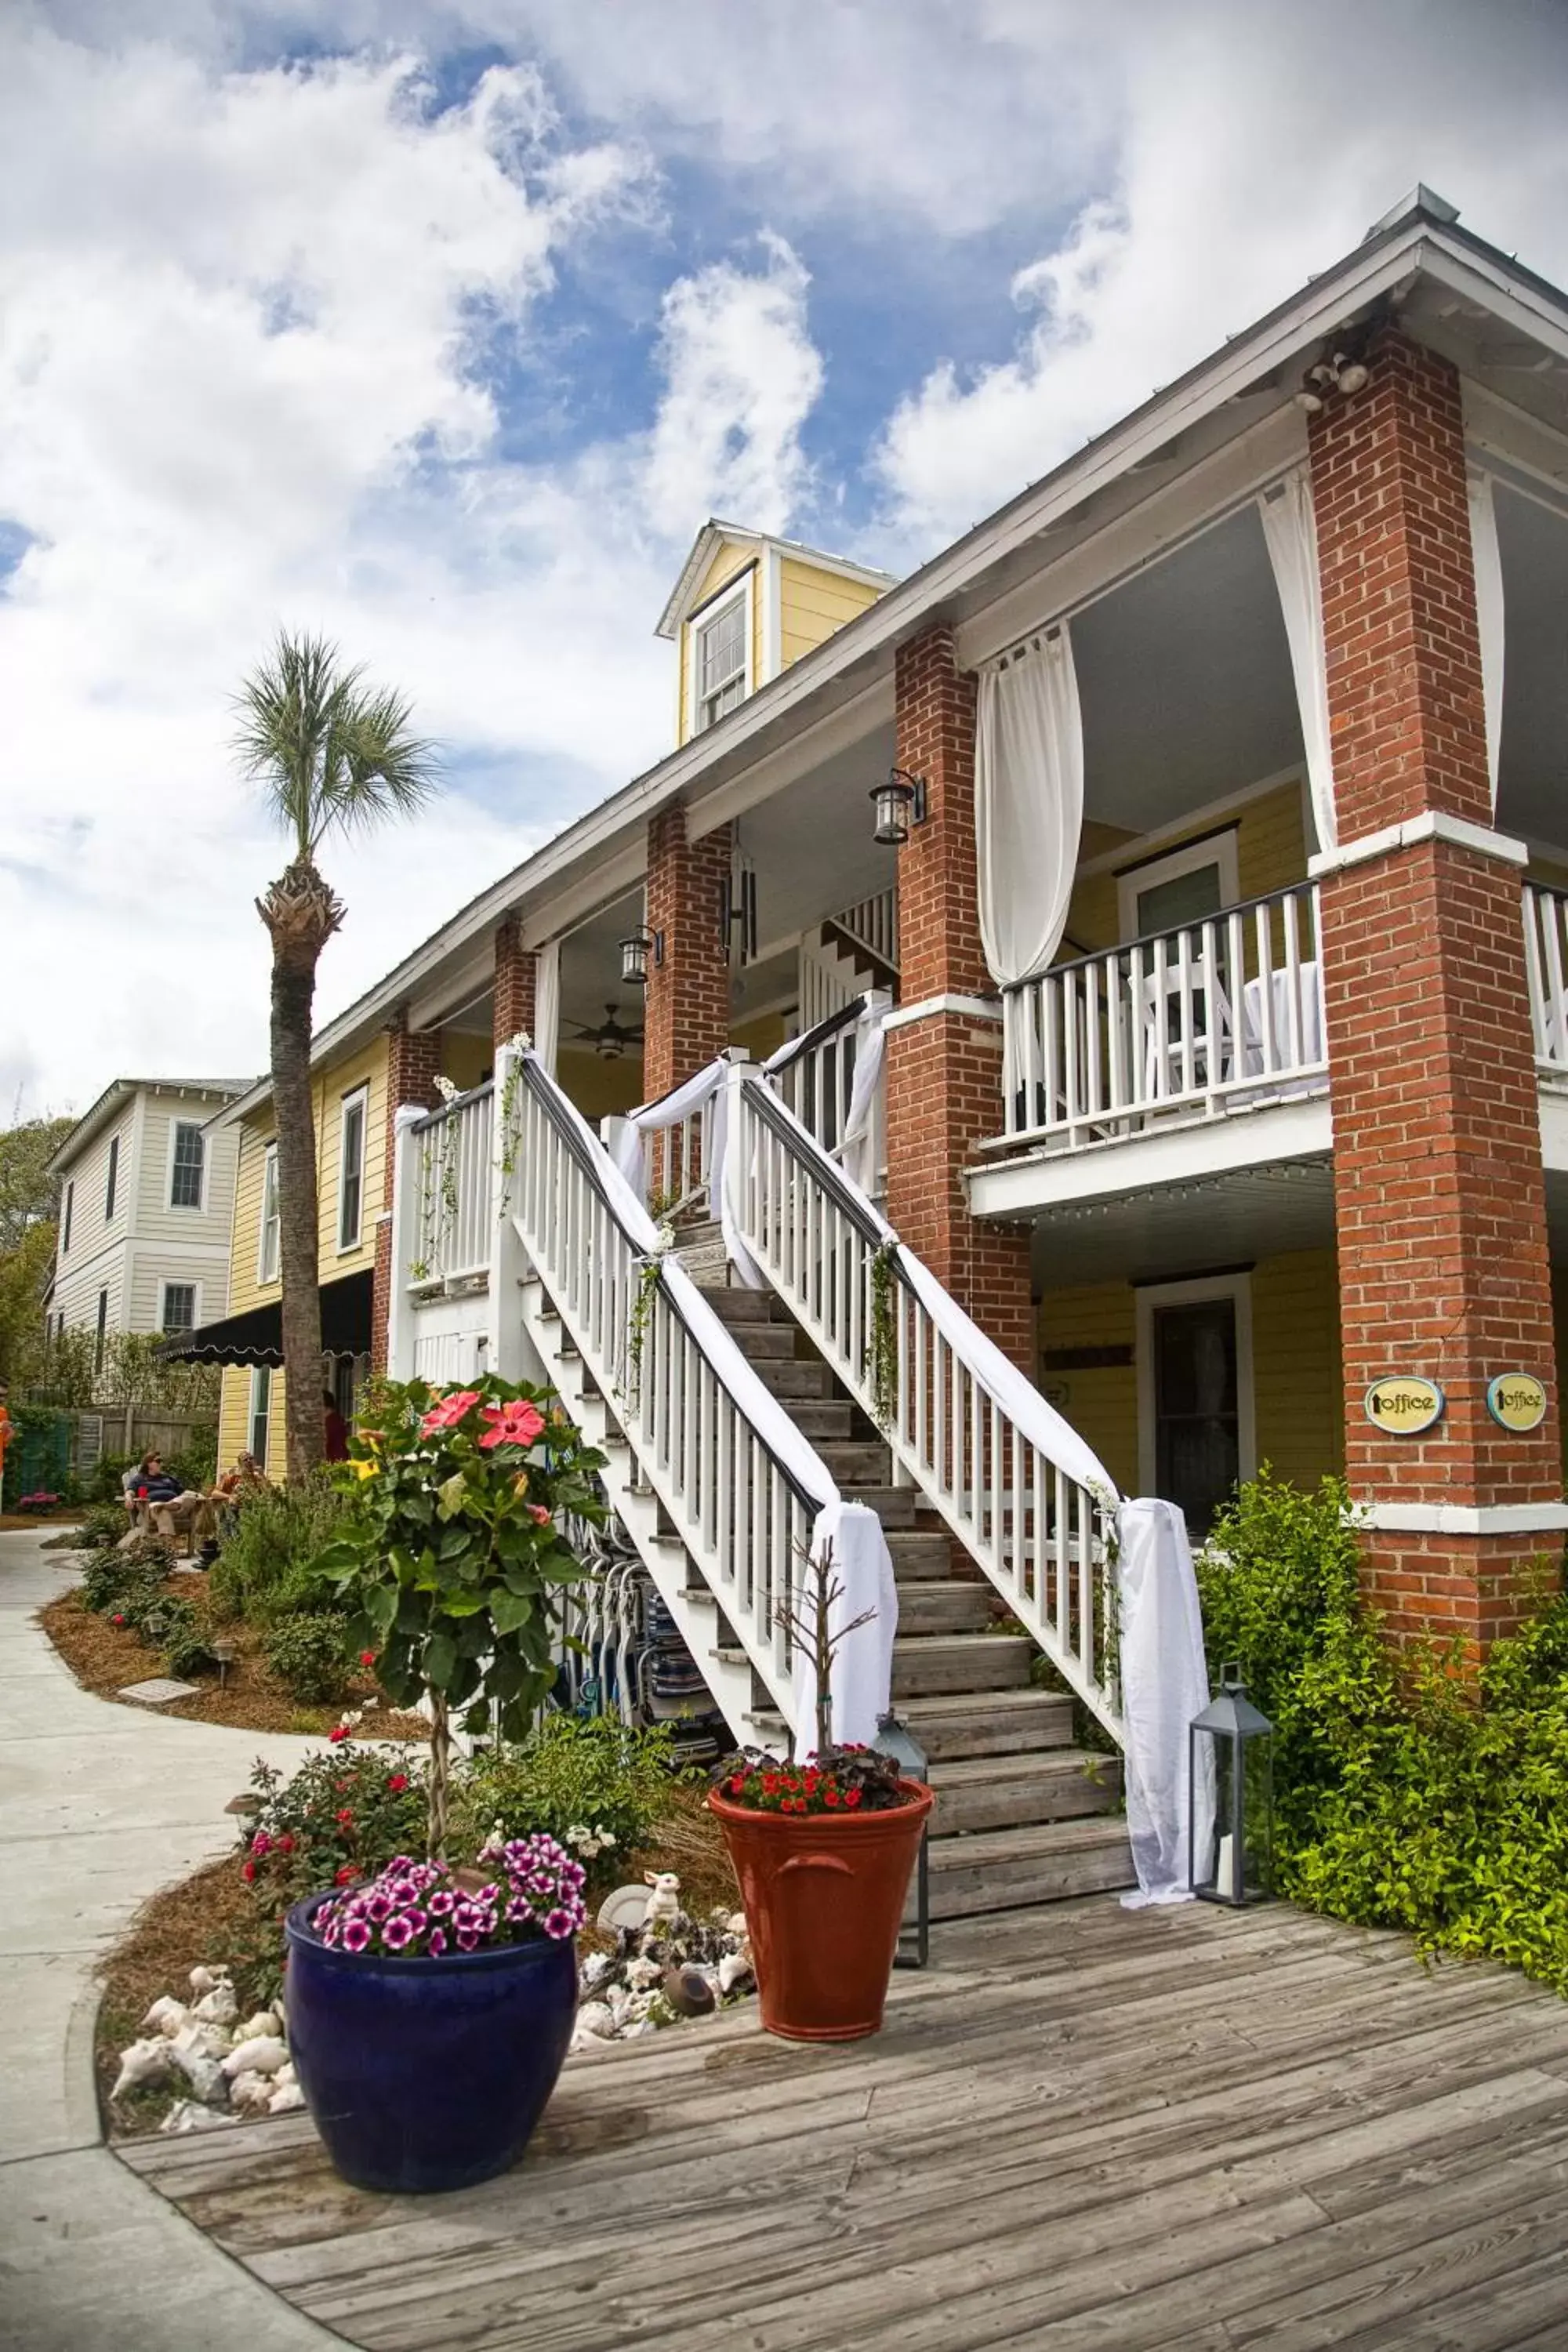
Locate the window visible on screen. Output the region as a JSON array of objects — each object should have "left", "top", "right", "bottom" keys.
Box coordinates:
[
  {"left": 61, "top": 1181, "right": 74, "bottom": 1254},
  {"left": 104, "top": 1134, "right": 119, "bottom": 1222},
  {"left": 337, "top": 1088, "right": 368, "bottom": 1252},
  {"left": 693, "top": 582, "right": 750, "bottom": 731},
  {"left": 1137, "top": 1273, "right": 1255, "bottom": 1541},
  {"left": 94, "top": 1287, "right": 108, "bottom": 1374},
  {"left": 249, "top": 1366, "right": 272, "bottom": 1464},
  {"left": 1116, "top": 831, "right": 1241, "bottom": 942},
  {"left": 159, "top": 1281, "right": 197, "bottom": 1334},
  {"left": 171, "top": 1121, "right": 205, "bottom": 1210},
  {"left": 258, "top": 1145, "right": 280, "bottom": 1284}
]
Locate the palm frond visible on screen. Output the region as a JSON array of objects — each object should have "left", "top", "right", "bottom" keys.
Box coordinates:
[{"left": 234, "top": 631, "right": 439, "bottom": 862}]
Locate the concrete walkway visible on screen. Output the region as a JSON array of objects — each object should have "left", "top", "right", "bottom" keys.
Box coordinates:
[{"left": 0, "top": 1528, "right": 336, "bottom": 2350}]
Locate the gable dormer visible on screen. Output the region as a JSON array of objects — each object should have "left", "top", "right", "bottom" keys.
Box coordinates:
[{"left": 657, "top": 521, "right": 895, "bottom": 747}]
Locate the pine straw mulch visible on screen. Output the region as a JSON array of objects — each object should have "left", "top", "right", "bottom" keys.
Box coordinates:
[
  {"left": 38, "top": 1580, "right": 430, "bottom": 1740},
  {"left": 1, "top": 1510, "right": 85, "bottom": 1532}
]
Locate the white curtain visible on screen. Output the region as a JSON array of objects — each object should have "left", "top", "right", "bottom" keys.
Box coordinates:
[
  {"left": 1116, "top": 1498, "right": 1214, "bottom": 1907},
  {"left": 1467, "top": 468, "right": 1505, "bottom": 808},
  {"left": 975, "top": 626, "right": 1083, "bottom": 989},
  {"left": 612, "top": 1057, "right": 766, "bottom": 1289},
  {"left": 533, "top": 939, "right": 561, "bottom": 1076},
  {"left": 1258, "top": 469, "right": 1337, "bottom": 855}
]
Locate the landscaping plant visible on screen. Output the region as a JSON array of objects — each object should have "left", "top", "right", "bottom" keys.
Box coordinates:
[
  {"left": 262, "top": 1609, "right": 354, "bottom": 1704},
  {"left": 459, "top": 1714, "right": 681, "bottom": 1890},
  {"left": 207, "top": 1469, "right": 356, "bottom": 1626},
  {"left": 314, "top": 1835, "right": 586, "bottom": 1959},
  {"left": 712, "top": 1744, "right": 906, "bottom": 1816},
  {"left": 313, "top": 1374, "right": 605, "bottom": 1855},
  {"left": 1197, "top": 1468, "right": 1568, "bottom": 1994}
]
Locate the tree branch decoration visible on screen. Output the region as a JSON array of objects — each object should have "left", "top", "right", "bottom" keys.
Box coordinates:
[
  {"left": 865, "top": 1237, "right": 901, "bottom": 1430},
  {"left": 493, "top": 1036, "right": 528, "bottom": 1222},
  {"left": 774, "top": 1539, "right": 877, "bottom": 1758}
]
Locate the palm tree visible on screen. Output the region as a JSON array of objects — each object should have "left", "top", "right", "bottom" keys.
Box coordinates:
[{"left": 237, "top": 633, "right": 440, "bottom": 1479}]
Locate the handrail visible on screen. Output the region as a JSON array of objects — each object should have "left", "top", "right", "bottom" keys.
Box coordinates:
[
  {"left": 1006, "top": 881, "right": 1317, "bottom": 991},
  {"left": 411, "top": 1081, "right": 495, "bottom": 1281},
  {"left": 735, "top": 1064, "right": 1124, "bottom": 1742},
  {"left": 409, "top": 1077, "right": 493, "bottom": 1135},
  {"left": 506, "top": 1048, "right": 833, "bottom": 1724},
  {"left": 764, "top": 994, "right": 864, "bottom": 1080}
]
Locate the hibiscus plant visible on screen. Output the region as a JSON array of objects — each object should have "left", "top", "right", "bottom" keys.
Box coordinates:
[{"left": 314, "top": 1375, "right": 605, "bottom": 1855}]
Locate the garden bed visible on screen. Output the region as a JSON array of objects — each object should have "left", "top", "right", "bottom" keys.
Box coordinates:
[{"left": 39, "top": 1581, "right": 430, "bottom": 1739}]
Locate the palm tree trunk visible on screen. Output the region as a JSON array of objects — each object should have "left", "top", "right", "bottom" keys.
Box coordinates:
[{"left": 271, "top": 935, "right": 325, "bottom": 1481}]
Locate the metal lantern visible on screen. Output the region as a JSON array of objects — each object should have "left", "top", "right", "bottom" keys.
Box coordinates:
[
  {"left": 1189, "top": 1663, "right": 1274, "bottom": 1907},
  {"left": 869, "top": 768, "right": 927, "bottom": 847},
  {"left": 873, "top": 1708, "right": 931, "bottom": 1966},
  {"left": 619, "top": 929, "right": 661, "bottom": 988}
]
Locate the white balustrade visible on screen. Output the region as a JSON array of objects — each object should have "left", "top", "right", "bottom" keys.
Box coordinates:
[
  {"left": 507, "top": 1056, "right": 826, "bottom": 1722},
  {"left": 410, "top": 1083, "right": 495, "bottom": 1283},
  {"left": 1523, "top": 882, "right": 1568, "bottom": 1076},
  {"left": 999, "top": 882, "right": 1327, "bottom": 1147},
  {"left": 730, "top": 1067, "right": 1123, "bottom": 1743},
  {"left": 769, "top": 1002, "right": 862, "bottom": 1157},
  {"left": 832, "top": 886, "right": 899, "bottom": 974}
]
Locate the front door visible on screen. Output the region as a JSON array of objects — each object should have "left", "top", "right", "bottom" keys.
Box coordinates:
[{"left": 1152, "top": 1296, "right": 1240, "bottom": 1537}]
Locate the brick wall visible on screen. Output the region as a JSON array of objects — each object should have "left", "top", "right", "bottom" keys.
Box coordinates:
[
  {"left": 1309, "top": 329, "right": 1562, "bottom": 1648},
  {"left": 493, "top": 917, "right": 536, "bottom": 1047},
  {"left": 884, "top": 624, "right": 1033, "bottom": 1371},
  {"left": 371, "top": 1013, "right": 445, "bottom": 1374},
  {"left": 642, "top": 804, "right": 733, "bottom": 1197}
]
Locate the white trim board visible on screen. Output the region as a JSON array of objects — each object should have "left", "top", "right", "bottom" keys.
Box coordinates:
[{"left": 1358, "top": 1499, "right": 1568, "bottom": 1534}]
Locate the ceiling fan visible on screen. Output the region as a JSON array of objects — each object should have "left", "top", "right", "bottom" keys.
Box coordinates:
[{"left": 565, "top": 1001, "right": 644, "bottom": 1061}]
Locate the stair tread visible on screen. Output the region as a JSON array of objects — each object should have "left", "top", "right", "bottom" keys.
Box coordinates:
[
  {"left": 927, "top": 1748, "right": 1121, "bottom": 1788},
  {"left": 898, "top": 1687, "right": 1069, "bottom": 1722},
  {"left": 926, "top": 1814, "right": 1130, "bottom": 1867}
]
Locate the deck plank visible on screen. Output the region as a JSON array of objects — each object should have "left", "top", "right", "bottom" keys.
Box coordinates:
[{"left": 114, "top": 1895, "right": 1568, "bottom": 2352}]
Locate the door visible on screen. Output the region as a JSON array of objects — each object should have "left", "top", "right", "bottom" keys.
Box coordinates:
[{"left": 1152, "top": 1296, "right": 1240, "bottom": 1537}]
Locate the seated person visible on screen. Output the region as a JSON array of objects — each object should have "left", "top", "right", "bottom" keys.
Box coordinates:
[
  {"left": 138, "top": 1455, "right": 205, "bottom": 1555},
  {"left": 122, "top": 1453, "right": 158, "bottom": 1519},
  {"left": 201, "top": 1452, "right": 267, "bottom": 1562}
]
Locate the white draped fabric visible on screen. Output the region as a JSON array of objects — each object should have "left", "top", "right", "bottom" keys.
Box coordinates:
[
  {"left": 1258, "top": 469, "right": 1338, "bottom": 854},
  {"left": 1467, "top": 468, "right": 1505, "bottom": 806},
  {"left": 612, "top": 1058, "right": 767, "bottom": 1289},
  {"left": 761, "top": 992, "right": 887, "bottom": 1200},
  {"left": 533, "top": 939, "right": 561, "bottom": 1076},
  {"left": 791, "top": 1500, "right": 900, "bottom": 1759},
  {"left": 975, "top": 627, "right": 1083, "bottom": 990},
  {"left": 1116, "top": 1499, "right": 1214, "bottom": 1907}
]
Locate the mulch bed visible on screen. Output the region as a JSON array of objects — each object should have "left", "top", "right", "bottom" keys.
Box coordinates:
[
  {"left": 95, "top": 1857, "right": 253, "bottom": 2139},
  {"left": 38, "top": 1581, "right": 430, "bottom": 1741},
  {"left": 1, "top": 1510, "right": 84, "bottom": 1531}
]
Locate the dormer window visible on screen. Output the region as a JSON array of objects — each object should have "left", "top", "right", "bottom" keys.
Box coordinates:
[{"left": 695, "top": 583, "right": 750, "bottom": 731}]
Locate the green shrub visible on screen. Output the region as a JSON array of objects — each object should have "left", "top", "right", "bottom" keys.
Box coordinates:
[
  {"left": 79, "top": 1547, "right": 167, "bottom": 1617},
  {"left": 88, "top": 1454, "right": 137, "bottom": 1506},
  {"left": 207, "top": 1471, "right": 356, "bottom": 1627},
  {"left": 1196, "top": 1468, "right": 1568, "bottom": 1995},
  {"left": 458, "top": 1714, "right": 682, "bottom": 1891},
  {"left": 157, "top": 1599, "right": 219, "bottom": 1679},
  {"left": 263, "top": 1610, "right": 354, "bottom": 1704},
  {"left": 74, "top": 1501, "right": 131, "bottom": 1552},
  {"left": 165, "top": 1429, "right": 217, "bottom": 1492}
]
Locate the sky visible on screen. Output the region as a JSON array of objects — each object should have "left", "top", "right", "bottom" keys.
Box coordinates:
[{"left": 4, "top": 1, "right": 1568, "bottom": 1116}]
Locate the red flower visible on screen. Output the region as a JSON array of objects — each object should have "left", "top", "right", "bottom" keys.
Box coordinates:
[
  {"left": 359, "top": 1650, "right": 377, "bottom": 1668},
  {"left": 278, "top": 1834, "right": 295, "bottom": 1853},
  {"left": 844, "top": 1787, "right": 863, "bottom": 1809},
  {"left": 419, "top": 1388, "right": 481, "bottom": 1436},
  {"left": 824, "top": 1789, "right": 840, "bottom": 1807},
  {"left": 336, "top": 1807, "right": 354, "bottom": 1827},
  {"left": 386, "top": 1773, "right": 408, "bottom": 1794},
  {"left": 328, "top": 1725, "right": 350, "bottom": 1745},
  {"left": 528, "top": 1504, "right": 552, "bottom": 1527},
  {"left": 477, "top": 1399, "right": 546, "bottom": 1452},
  {"left": 241, "top": 1860, "right": 256, "bottom": 1883},
  {"left": 111, "top": 1613, "right": 125, "bottom": 1627},
  {"left": 335, "top": 1864, "right": 358, "bottom": 1885},
  {"left": 728, "top": 1775, "right": 746, "bottom": 1796}
]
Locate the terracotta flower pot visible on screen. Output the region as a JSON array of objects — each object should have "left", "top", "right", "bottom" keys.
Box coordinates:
[{"left": 708, "top": 1780, "right": 934, "bottom": 2042}]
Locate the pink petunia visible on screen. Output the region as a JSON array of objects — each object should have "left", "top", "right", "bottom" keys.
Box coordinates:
[
  {"left": 419, "top": 1389, "right": 482, "bottom": 1436},
  {"left": 476, "top": 1400, "right": 546, "bottom": 1453}
]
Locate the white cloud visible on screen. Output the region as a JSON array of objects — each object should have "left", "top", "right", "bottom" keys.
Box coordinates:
[{"left": 873, "top": 2, "right": 1568, "bottom": 544}]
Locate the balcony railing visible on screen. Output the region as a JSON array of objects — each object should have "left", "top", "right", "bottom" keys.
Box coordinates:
[
  {"left": 998, "top": 882, "right": 1327, "bottom": 1149},
  {"left": 409, "top": 1081, "right": 494, "bottom": 1283},
  {"left": 1523, "top": 882, "right": 1568, "bottom": 1080}
]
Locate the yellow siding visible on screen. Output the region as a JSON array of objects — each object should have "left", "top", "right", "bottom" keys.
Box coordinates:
[
  {"left": 441, "top": 1032, "right": 492, "bottom": 1094},
  {"left": 227, "top": 1116, "right": 274, "bottom": 1316},
  {"left": 1252, "top": 1250, "right": 1344, "bottom": 1486},
  {"left": 218, "top": 1365, "right": 249, "bottom": 1472},
  {"left": 1064, "top": 779, "right": 1308, "bottom": 955},
  {"left": 778, "top": 557, "right": 881, "bottom": 670},
  {"left": 1035, "top": 1280, "right": 1138, "bottom": 1495},
  {"left": 555, "top": 1049, "right": 646, "bottom": 1123},
  {"left": 731, "top": 1009, "right": 789, "bottom": 1061}
]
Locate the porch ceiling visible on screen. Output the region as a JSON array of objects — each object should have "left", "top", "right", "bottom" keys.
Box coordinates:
[
  {"left": 1029, "top": 1155, "right": 1335, "bottom": 1291},
  {"left": 1496, "top": 480, "right": 1568, "bottom": 848}
]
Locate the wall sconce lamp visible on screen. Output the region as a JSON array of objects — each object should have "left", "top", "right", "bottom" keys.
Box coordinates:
[
  {"left": 619, "top": 929, "right": 663, "bottom": 988},
  {"left": 870, "top": 768, "right": 928, "bottom": 848},
  {"left": 1294, "top": 350, "right": 1370, "bottom": 412}
]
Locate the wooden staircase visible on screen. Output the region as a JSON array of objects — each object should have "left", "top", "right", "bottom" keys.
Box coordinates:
[{"left": 687, "top": 1266, "right": 1133, "bottom": 1918}]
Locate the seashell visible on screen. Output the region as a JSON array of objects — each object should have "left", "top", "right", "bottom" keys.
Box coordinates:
[
  {"left": 268, "top": 2079, "right": 306, "bottom": 2114},
  {"left": 222, "top": 2035, "right": 289, "bottom": 2079},
  {"left": 623, "top": 1955, "right": 662, "bottom": 1991},
  {"left": 192, "top": 1981, "right": 238, "bottom": 2028},
  {"left": 173, "top": 2020, "right": 230, "bottom": 2061},
  {"left": 170, "top": 2043, "right": 227, "bottom": 2105},
  {"left": 718, "top": 1951, "right": 756, "bottom": 1997},
  {"left": 725, "top": 1911, "right": 748, "bottom": 1939},
  {"left": 111, "top": 2038, "right": 176, "bottom": 2100},
  {"left": 227, "top": 2070, "right": 274, "bottom": 2114},
  {"left": 142, "top": 1995, "right": 187, "bottom": 2036},
  {"left": 160, "top": 2097, "right": 237, "bottom": 2134},
  {"left": 575, "top": 2000, "right": 616, "bottom": 2039},
  {"left": 273, "top": 2060, "right": 296, "bottom": 2087},
  {"left": 579, "top": 1951, "right": 612, "bottom": 1991},
  {"left": 235, "top": 2009, "right": 281, "bottom": 2044},
  {"left": 187, "top": 1965, "right": 228, "bottom": 1996}
]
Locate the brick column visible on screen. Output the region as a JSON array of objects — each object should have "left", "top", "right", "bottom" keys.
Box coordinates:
[
  {"left": 493, "top": 916, "right": 536, "bottom": 1048},
  {"left": 883, "top": 623, "right": 1033, "bottom": 1373},
  {"left": 371, "top": 1011, "right": 445, "bottom": 1374},
  {"left": 1310, "top": 327, "right": 1562, "bottom": 1650},
  {"left": 642, "top": 804, "right": 731, "bottom": 1194}
]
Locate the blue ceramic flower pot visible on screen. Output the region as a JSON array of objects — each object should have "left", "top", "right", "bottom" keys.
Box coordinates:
[{"left": 284, "top": 1893, "right": 578, "bottom": 2194}]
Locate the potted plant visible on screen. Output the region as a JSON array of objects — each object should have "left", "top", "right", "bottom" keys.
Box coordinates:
[
  {"left": 283, "top": 1374, "right": 606, "bottom": 2193},
  {"left": 707, "top": 1546, "right": 933, "bottom": 2043}
]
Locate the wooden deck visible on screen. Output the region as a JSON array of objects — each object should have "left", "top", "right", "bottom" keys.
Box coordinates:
[{"left": 118, "top": 1897, "right": 1568, "bottom": 2350}]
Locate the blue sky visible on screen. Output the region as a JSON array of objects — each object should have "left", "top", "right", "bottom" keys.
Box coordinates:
[{"left": 4, "top": 0, "right": 1567, "bottom": 1109}]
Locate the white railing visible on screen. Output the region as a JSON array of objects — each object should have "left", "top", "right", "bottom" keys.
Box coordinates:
[
  {"left": 1523, "top": 882, "right": 1568, "bottom": 1077},
  {"left": 768, "top": 1000, "right": 863, "bottom": 1156},
  {"left": 831, "top": 886, "right": 899, "bottom": 975},
  {"left": 728, "top": 1067, "right": 1123, "bottom": 1743},
  {"left": 509, "top": 1054, "right": 828, "bottom": 1724},
  {"left": 410, "top": 1083, "right": 494, "bottom": 1281},
  {"left": 998, "top": 882, "right": 1327, "bottom": 1148}
]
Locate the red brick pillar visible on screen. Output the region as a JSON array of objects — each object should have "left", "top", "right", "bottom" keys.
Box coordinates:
[
  {"left": 493, "top": 916, "right": 536, "bottom": 1048},
  {"left": 883, "top": 624, "right": 1033, "bottom": 1373},
  {"left": 643, "top": 804, "right": 731, "bottom": 1197},
  {"left": 371, "top": 1011, "right": 445, "bottom": 1374},
  {"left": 1310, "top": 327, "right": 1563, "bottom": 1650}
]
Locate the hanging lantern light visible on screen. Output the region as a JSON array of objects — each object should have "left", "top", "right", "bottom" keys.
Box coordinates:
[
  {"left": 1189, "top": 1663, "right": 1275, "bottom": 1907},
  {"left": 869, "top": 768, "right": 927, "bottom": 848},
  {"left": 873, "top": 1709, "right": 931, "bottom": 1966},
  {"left": 619, "top": 930, "right": 661, "bottom": 989}
]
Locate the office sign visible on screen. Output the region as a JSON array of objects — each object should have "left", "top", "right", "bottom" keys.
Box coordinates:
[
  {"left": 1486, "top": 1373, "right": 1548, "bottom": 1432},
  {"left": 1363, "top": 1376, "right": 1445, "bottom": 1436}
]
